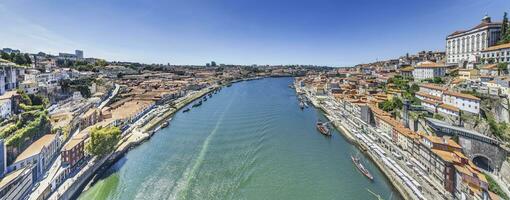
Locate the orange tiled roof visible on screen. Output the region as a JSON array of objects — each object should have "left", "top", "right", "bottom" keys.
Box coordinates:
[
  {"left": 481, "top": 42, "right": 510, "bottom": 52},
  {"left": 438, "top": 103, "right": 460, "bottom": 112},
  {"left": 480, "top": 64, "right": 498, "bottom": 70},
  {"left": 443, "top": 90, "right": 480, "bottom": 101},
  {"left": 420, "top": 83, "right": 446, "bottom": 91},
  {"left": 416, "top": 91, "right": 442, "bottom": 101},
  {"left": 416, "top": 61, "right": 445, "bottom": 68}
]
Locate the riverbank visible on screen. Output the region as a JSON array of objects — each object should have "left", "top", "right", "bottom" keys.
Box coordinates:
[
  {"left": 49, "top": 86, "right": 218, "bottom": 200},
  {"left": 296, "top": 82, "right": 413, "bottom": 200}
]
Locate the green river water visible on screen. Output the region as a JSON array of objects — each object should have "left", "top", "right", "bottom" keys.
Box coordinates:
[{"left": 78, "top": 77, "right": 400, "bottom": 200}]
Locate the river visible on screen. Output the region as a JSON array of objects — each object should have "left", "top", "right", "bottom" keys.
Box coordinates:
[{"left": 78, "top": 77, "right": 400, "bottom": 200}]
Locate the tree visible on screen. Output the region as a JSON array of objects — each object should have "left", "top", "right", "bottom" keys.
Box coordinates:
[
  {"left": 29, "top": 94, "right": 49, "bottom": 106},
  {"left": 497, "top": 62, "right": 508, "bottom": 75},
  {"left": 499, "top": 12, "right": 510, "bottom": 44},
  {"left": 85, "top": 126, "right": 121, "bottom": 157},
  {"left": 16, "top": 89, "right": 32, "bottom": 105},
  {"left": 501, "top": 12, "right": 508, "bottom": 41},
  {"left": 432, "top": 77, "right": 444, "bottom": 84},
  {"left": 13, "top": 53, "right": 26, "bottom": 65},
  {"left": 24, "top": 54, "right": 32, "bottom": 65},
  {"left": 0, "top": 52, "right": 10, "bottom": 60},
  {"left": 9, "top": 53, "right": 15, "bottom": 61},
  {"left": 379, "top": 97, "right": 404, "bottom": 112},
  {"left": 410, "top": 83, "right": 420, "bottom": 93},
  {"left": 95, "top": 59, "right": 108, "bottom": 67},
  {"left": 211, "top": 61, "right": 217, "bottom": 67}
]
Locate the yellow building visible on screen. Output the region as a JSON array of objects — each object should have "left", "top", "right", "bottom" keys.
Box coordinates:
[{"left": 457, "top": 69, "right": 479, "bottom": 80}]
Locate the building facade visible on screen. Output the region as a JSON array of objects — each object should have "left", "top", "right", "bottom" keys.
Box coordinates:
[
  {"left": 61, "top": 137, "right": 85, "bottom": 170},
  {"left": 417, "top": 84, "right": 480, "bottom": 114},
  {"left": 480, "top": 42, "right": 510, "bottom": 63},
  {"left": 412, "top": 61, "right": 446, "bottom": 80},
  {"left": 446, "top": 15, "right": 502, "bottom": 65},
  {"left": 8, "top": 134, "right": 60, "bottom": 179}
]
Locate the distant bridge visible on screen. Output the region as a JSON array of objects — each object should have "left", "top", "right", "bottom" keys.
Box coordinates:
[{"left": 425, "top": 118, "right": 508, "bottom": 172}]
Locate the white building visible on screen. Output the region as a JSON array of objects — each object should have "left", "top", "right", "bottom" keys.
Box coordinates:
[
  {"left": 442, "top": 91, "right": 480, "bottom": 114},
  {"left": 446, "top": 15, "right": 502, "bottom": 65},
  {"left": 417, "top": 84, "right": 480, "bottom": 114},
  {"left": 412, "top": 61, "right": 447, "bottom": 80},
  {"left": 0, "top": 99, "right": 11, "bottom": 119},
  {"left": 480, "top": 42, "right": 510, "bottom": 63},
  {"left": 20, "top": 80, "right": 39, "bottom": 95}
]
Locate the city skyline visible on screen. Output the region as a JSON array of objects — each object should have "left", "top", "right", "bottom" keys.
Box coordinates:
[{"left": 0, "top": 0, "right": 509, "bottom": 66}]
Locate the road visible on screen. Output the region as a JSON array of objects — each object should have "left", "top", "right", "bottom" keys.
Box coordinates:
[{"left": 98, "top": 83, "right": 120, "bottom": 109}]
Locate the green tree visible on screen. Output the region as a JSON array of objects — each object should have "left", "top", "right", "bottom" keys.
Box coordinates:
[
  {"left": 9, "top": 53, "right": 15, "bottom": 61},
  {"left": 85, "top": 126, "right": 121, "bottom": 157},
  {"left": 484, "top": 173, "right": 509, "bottom": 200},
  {"left": 501, "top": 12, "right": 508, "bottom": 41},
  {"left": 497, "top": 62, "right": 508, "bottom": 75},
  {"left": 24, "top": 53, "right": 32, "bottom": 65},
  {"left": 379, "top": 97, "right": 404, "bottom": 112},
  {"left": 95, "top": 59, "right": 108, "bottom": 67},
  {"left": 499, "top": 12, "right": 510, "bottom": 44},
  {"left": 432, "top": 77, "right": 444, "bottom": 84},
  {"left": 16, "top": 89, "right": 32, "bottom": 105},
  {"left": 29, "top": 94, "right": 49, "bottom": 106},
  {"left": 410, "top": 83, "right": 420, "bottom": 93},
  {"left": 13, "top": 54, "right": 26, "bottom": 65},
  {"left": 0, "top": 52, "right": 10, "bottom": 60}
]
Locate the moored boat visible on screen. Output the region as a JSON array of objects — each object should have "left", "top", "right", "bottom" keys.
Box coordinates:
[
  {"left": 299, "top": 101, "right": 305, "bottom": 109},
  {"left": 192, "top": 100, "right": 202, "bottom": 107},
  {"left": 161, "top": 121, "right": 169, "bottom": 128},
  {"left": 182, "top": 108, "right": 190, "bottom": 113},
  {"left": 351, "top": 155, "right": 374, "bottom": 181},
  {"left": 316, "top": 122, "right": 331, "bottom": 136}
]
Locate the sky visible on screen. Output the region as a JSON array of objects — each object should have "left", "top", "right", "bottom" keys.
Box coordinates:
[{"left": 0, "top": 0, "right": 509, "bottom": 66}]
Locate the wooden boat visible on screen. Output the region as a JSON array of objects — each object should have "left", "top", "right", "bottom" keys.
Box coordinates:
[
  {"left": 316, "top": 122, "right": 331, "bottom": 136},
  {"left": 352, "top": 155, "right": 374, "bottom": 181}
]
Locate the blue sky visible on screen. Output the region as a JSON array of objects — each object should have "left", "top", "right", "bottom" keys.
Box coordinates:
[{"left": 0, "top": 0, "right": 508, "bottom": 66}]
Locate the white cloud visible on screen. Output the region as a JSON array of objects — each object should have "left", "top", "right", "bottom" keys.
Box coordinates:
[{"left": 0, "top": 3, "right": 78, "bottom": 54}]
